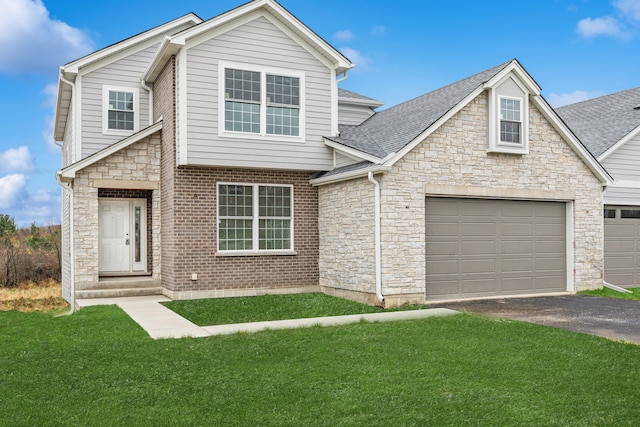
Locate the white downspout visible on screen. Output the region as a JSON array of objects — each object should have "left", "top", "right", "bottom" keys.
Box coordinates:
[
  {"left": 55, "top": 175, "right": 76, "bottom": 315},
  {"left": 336, "top": 70, "right": 349, "bottom": 84},
  {"left": 140, "top": 79, "right": 153, "bottom": 125},
  {"left": 368, "top": 171, "right": 384, "bottom": 304}
]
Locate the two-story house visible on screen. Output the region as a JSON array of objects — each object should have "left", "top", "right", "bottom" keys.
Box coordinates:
[
  {"left": 55, "top": 0, "right": 611, "bottom": 309},
  {"left": 557, "top": 89, "right": 640, "bottom": 288}
]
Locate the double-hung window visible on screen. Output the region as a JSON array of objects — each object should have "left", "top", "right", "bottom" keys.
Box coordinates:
[
  {"left": 218, "top": 183, "right": 293, "bottom": 253},
  {"left": 222, "top": 63, "right": 303, "bottom": 138},
  {"left": 103, "top": 86, "right": 139, "bottom": 134},
  {"left": 499, "top": 97, "right": 522, "bottom": 144}
]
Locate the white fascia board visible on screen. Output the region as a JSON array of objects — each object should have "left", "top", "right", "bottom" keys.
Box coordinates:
[
  {"left": 143, "top": 36, "right": 184, "bottom": 83},
  {"left": 531, "top": 95, "right": 613, "bottom": 185},
  {"left": 484, "top": 60, "right": 542, "bottom": 95},
  {"left": 54, "top": 72, "right": 75, "bottom": 141},
  {"left": 598, "top": 124, "right": 640, "bottom": 162},
  {"left": 604, "top": 198, "right": 640, "bottom": 206},
  {"left": 63, "top": 14, "right": 201, "bottom": 74},
  {"left": 324, "top": 139, "right": 383, "bottom": 164},
  {"left": 309, "top": 165, "right": 392, "bottom": 186},
  {"left": 385, "top": 86, "right": 486, "bottom": 167},
  {"left": 58, "top": 121, "right": 163, "bottom": 181},
  {"left": 172, "top": 0, "right": 352, "bottom": 72},
  {"left": 338, "top": 97, "right": 384, "bottom": 108}
]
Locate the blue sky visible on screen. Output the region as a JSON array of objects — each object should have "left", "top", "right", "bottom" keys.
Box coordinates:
[{"left": 0, "top": 0, "right": 639, "bottom": 227}]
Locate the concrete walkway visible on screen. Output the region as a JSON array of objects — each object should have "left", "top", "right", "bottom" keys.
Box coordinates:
[{"left": 77, "top": 295, "right": 458, "bottom": 340}]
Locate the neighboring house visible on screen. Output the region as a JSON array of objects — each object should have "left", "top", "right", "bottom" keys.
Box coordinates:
[
  {"left": 55, "top": 0, "right": 611, "bottom": 308},
  {"left": 557, "top": 89, "right": 640, "bottom": 287}
]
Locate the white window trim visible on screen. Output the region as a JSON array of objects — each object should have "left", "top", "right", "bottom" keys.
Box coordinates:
[
  {"left": 218, "top": 61, "right": 305, "bottom": 142},
  {"left": 103, "top": 85, "right": 140, "bottom": 136},
  {"left": 488, "top": 90, "right": 529, "bottom": 154},
  {"left": 216, "top": 182, "right": 295, "bottom": 256}
]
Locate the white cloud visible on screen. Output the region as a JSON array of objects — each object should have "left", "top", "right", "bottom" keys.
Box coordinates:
[
  {"left": 547, "top": 90, "right": 604, "bottom": 107},
  {"left": 339, "top": 47, "right": 371, "bottom": 71},
  {"left": 0, "top": 174, "right": 27, "bottom": 210},
  {"left": 576, "top": 0, "right": 640, "bottom": 39},
  {"left": 0, "top": 146, "right": 34, "bottom": 173},
  {"left": 615, "top": 0, "right": 640, "bottom": 21},
  {"left": 0, "top": 0, "right": 94, "bottom": 74},
  {"left": 577, "top": 16, "right": 625, "bottom": 38},
  {"left": 333, "top": 30, "right": 354, "bottom": 42}
]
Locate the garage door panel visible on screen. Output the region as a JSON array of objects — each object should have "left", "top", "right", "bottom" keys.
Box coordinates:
[
  {"left": 427, "top": 241, "right": 460, "bottom": 256},
  {"left": 427, "top": 259, "right": 460, "bottom": 275},
  {"left": 501, "top": 276, "right": 533, "bottom": 292},
  {"left": 462, "top": 259, "right": 497, "bottom": 274},
  {"left": 502, "top": 222, "right": 533, "bottom": 236},
  {"left": 461, "top": 278, "right": 498, "bottom": 294},
  {"left": 536, "top": 240, "right": 565, "bottom": 253},
  {"left": 606, "top": 224, "right": 635, "bottom": 237},
  {"left": 461, "top": 201, "right": 496, "bottom": 216},
  {"left": 502, "top": 258, "right": 533, "bottom": 273},
  {"left": 501, "top": 203, "right": 533, "bottom": 217},
  {"left": 462, "top": 240, "right": 496, "bottom": 255},
  {"left": 426, "top": 222, "right": 459, "bottom": 236},
  {"left": 537, "top": 223, "right": 565, "bottom": 236},
  {"left": 535, "top": 256, "right": 565, "bottom": 271},
  {"left": 461, "top": 222, "right": 495, "bottom": 236},
  {"left": 426, "top": 197, "right": 566, "bottom": 301},
  {"left": 606, "top": 255, "right": 635, "bottom": 269},
  {"left": 503, "top": 240, "right": 533, "bottom": 254},
  {"left": 604, "top": 240, "right": 635, "bottom": 252}
]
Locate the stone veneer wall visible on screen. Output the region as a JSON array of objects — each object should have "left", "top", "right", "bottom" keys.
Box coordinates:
[
  {"left": 319, "top": 91, "right": 604, "bottom": 305},
  {"left": 72, "top": 135, "right": 161, "bottom": 290}
]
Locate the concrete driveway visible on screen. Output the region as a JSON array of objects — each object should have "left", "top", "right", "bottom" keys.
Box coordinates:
[{"left": 433, "top": 295, "right": 640, "bottom": 345}]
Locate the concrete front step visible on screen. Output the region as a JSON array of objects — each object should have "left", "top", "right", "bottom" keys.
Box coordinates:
[
  {"left": 75, "top": 287, "right": 164, "bottom": 299},
  {"left": 82, "top": 277, "right": 159, "bottom": 290}
]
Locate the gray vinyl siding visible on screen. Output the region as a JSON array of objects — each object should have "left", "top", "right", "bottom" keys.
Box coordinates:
[
  {"left": 63, "top": 101, "right": 74, "bottom": 167},
  {"left": 185, "top": 16, "right": 334, "bottom": 170},
  {"left": 80, "top": 44, "right": 155, "bottom": 158},
  {"left": 603, "top": 186, "right": 640, "bottom": 205},
  {"left": 338, "top": 105, "right": 374, "bottom": 126},
  {"left": 601, "top": 135, "right": 640, "bottom": 205},
  {"left": 601, "top": 135, "right": 640, "bottom": 181},
  {"left": 335, "top": 152, "right": 360, "bottom": 168}
]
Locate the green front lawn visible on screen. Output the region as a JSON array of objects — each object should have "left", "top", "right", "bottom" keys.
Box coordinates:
[
  {"left": 163, "top": 292, "right": 422, "bottom": 326},
  {"left": 580, "top": 286, "right": 640, "bottom": 300},
  {"left": 2, "top": 306, "right": 640, "bottom": 425}
]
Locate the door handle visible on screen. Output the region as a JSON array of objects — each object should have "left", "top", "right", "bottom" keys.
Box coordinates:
[{"left": 125, "top": 238, "right": 130, "bottom": 245}]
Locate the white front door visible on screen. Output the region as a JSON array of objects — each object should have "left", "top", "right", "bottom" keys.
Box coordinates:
[
  {"left": 99, "top": 200, "right": 130, "bottom": 272},
  {"left": 99, "top": 199, "right": 147, "bottom": 273}
]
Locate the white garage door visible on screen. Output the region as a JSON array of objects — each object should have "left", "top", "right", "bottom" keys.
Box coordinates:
[
  {"left": 426, "top": 197, "right": 567, "bottom": 302},
  {"left": 604, "top": 206, "right": 640, "bottom": 287}
]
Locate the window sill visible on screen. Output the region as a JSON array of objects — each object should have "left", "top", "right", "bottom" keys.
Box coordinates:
[
  {"left": 218, "top": 131, "right": 304, "bottom": 143},
  {"left": 487, "top": 143, "right": 528, "bottom": 155},
  {"left": 215, "top": 250, "right": 297, "bottom": 257}
]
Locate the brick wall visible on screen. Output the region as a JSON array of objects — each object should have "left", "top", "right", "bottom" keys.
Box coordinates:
[{"left": 165, "top": 167, "right": 320, "bottom": 298}]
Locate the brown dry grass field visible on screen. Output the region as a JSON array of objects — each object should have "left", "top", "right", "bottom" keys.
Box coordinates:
[{"left": 0, "top": 280, "right": 68, "bottom": 311}]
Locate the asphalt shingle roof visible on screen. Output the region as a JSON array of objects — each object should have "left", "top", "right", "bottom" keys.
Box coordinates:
[
  {"left": 327, "top": 60, "right": 513, "bottom": 158},
  {"left": 338, "top": 88, "right": 383, "bottom": 105},
  {"left": 556, "top": 87, "right": 640, "bottom": 158}
]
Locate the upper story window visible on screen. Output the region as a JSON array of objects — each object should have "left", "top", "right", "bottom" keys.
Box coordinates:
[
  {"left": 500, "top": 97, "right": 521, "bottom": 144},
  {"left": 220, "top": 62, "right": 304, "bottom": 140},
  {"left": 487, "top": 77, "right": 529, "bottom": 155},
  {"left": 103, "top": 85, "right": 139, "bottom": 135}
]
